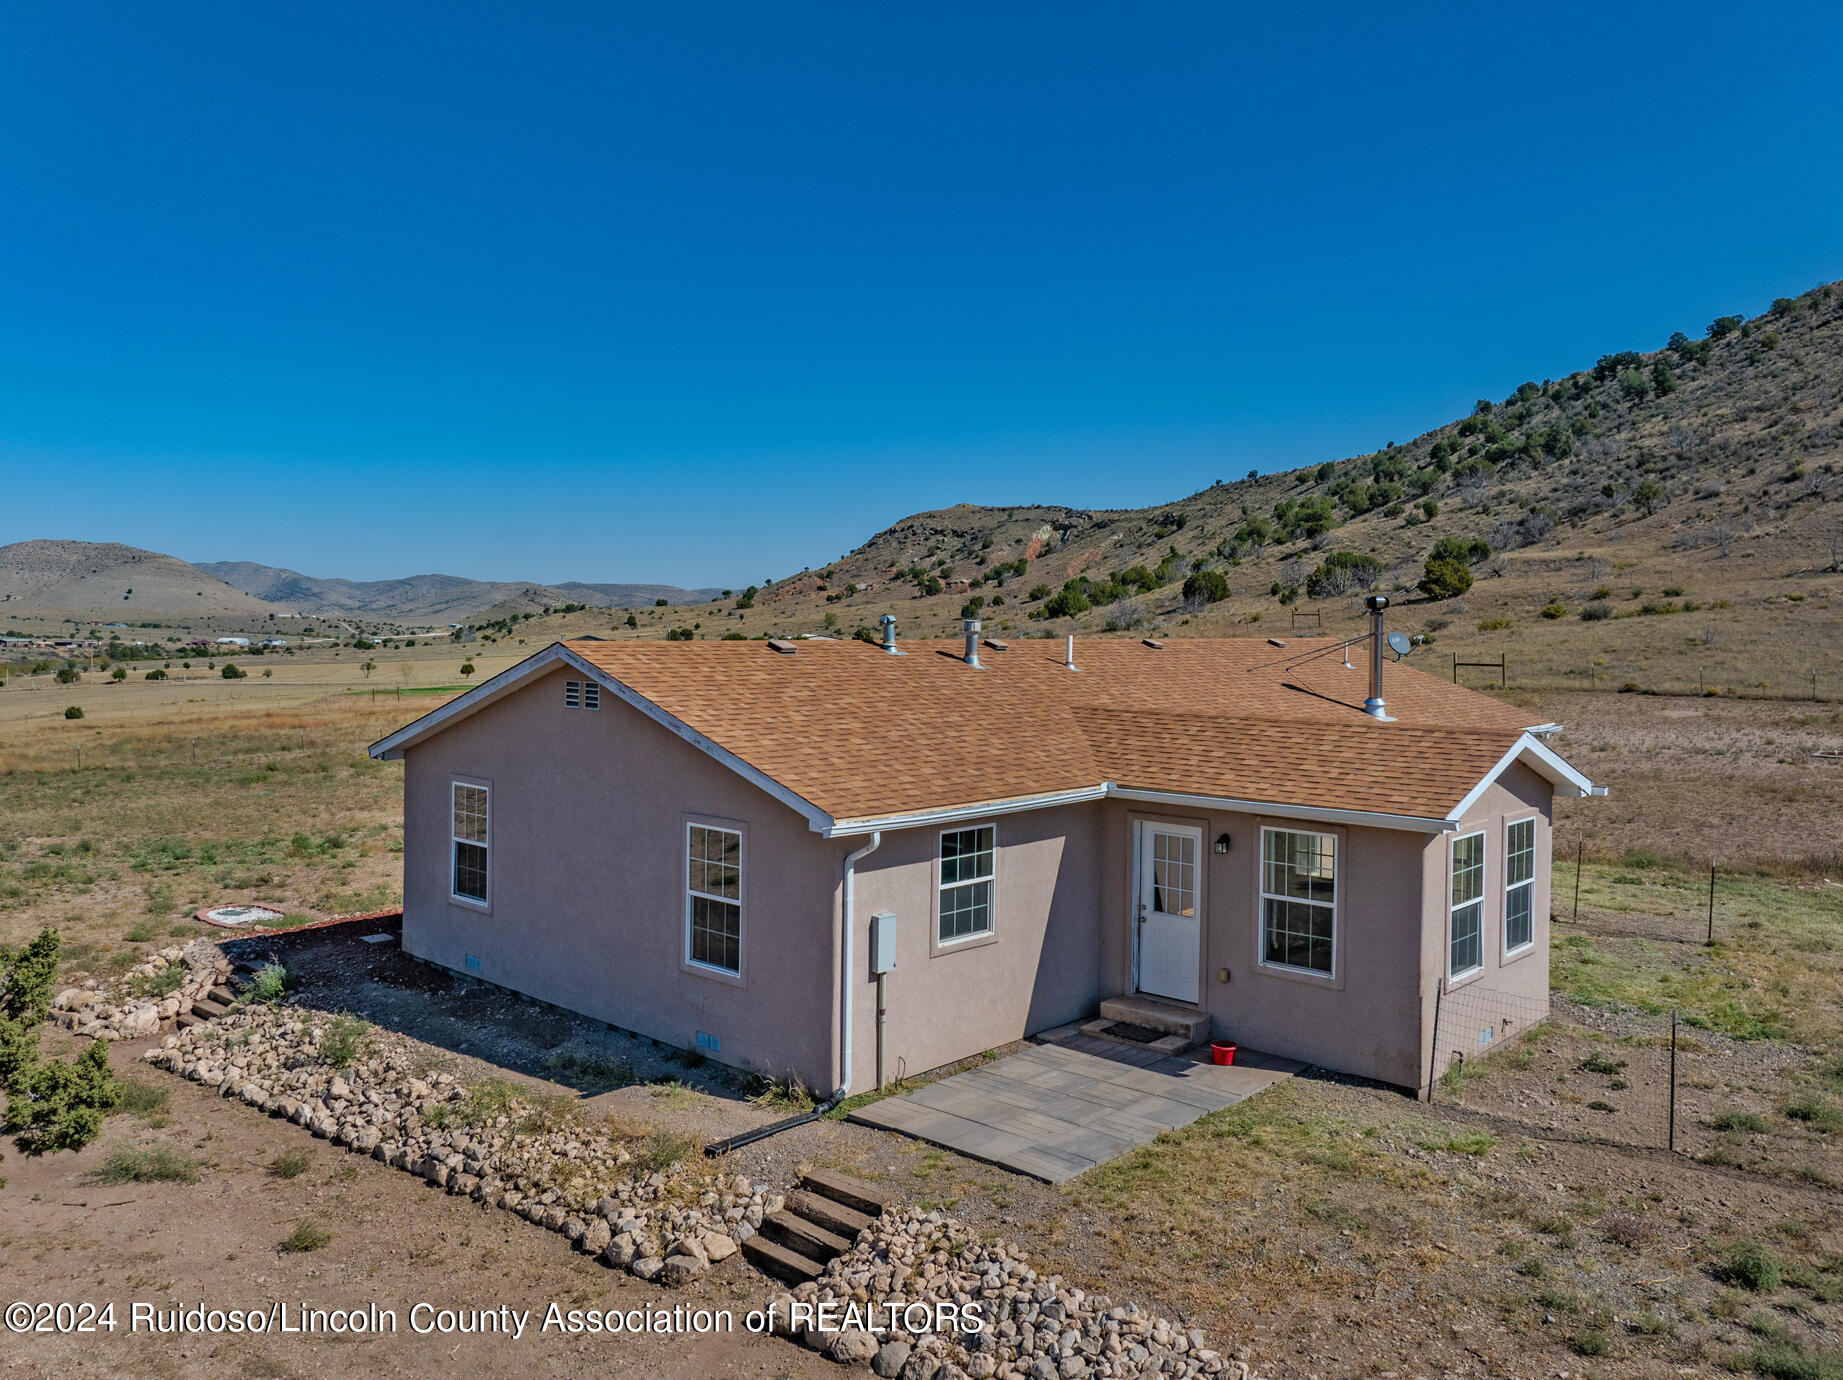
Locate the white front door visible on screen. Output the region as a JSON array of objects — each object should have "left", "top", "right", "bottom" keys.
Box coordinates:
[{"left": 1136, "top": 824, "right": 1201, "bottom": 1004}]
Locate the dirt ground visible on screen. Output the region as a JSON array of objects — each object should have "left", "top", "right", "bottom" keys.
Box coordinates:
[{"left": 0, "top": 1028, "right": 831, "bottom": 1380}]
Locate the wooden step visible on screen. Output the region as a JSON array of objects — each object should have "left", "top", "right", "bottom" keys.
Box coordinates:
[
  {"left": 798, "top": 1167, "right": 892, "bottom": 1218},
  {"left": 175, "top": 1011, "right": 206, "bottom": 1030},
  {"left": 761, "top": 1209, "right": 853, "bottom": 1262},
  {"left": 205, "top": 986, "right": 236, "bottom": 1007},
  {"left": 190, "top": 997, "right": 231, "bottom": 1020},
  {"left": 785, "top": 1189, "right": 874, "bottom": 1240},
  {"left": 740, "top": 1233, "right": 824, "bottom": 1283}
]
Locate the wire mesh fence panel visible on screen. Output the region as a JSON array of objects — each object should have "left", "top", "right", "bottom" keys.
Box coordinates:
[{"left": 1428, "top": 979, "right": 1675, "bottom": 1152}]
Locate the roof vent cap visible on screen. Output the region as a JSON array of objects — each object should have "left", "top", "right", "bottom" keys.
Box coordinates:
[
  {"left": 767, "top": 639, "right": 798, "bottom": 655},
  {"left": 1141, "top": 638, "right": 1164, "bottom": 650}
]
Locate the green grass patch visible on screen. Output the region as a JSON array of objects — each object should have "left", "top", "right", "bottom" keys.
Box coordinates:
[
  {"left": 320, "top": 1013, "right": 369, "bottom": 1069},
  {"left": 1782, "top": 1095, "right": 1843, "bottom": 1132},
  {"left": 1419, "top": 1130, "right": 1497, "bottom": 1156},
  {"left": 632, "top": 1128, "right": 693, "bottom": 1172},
  {"left": 267, "top": 1148, "right": 313, "bottom": 1179},
  {"left": 1547, "top": 859, "right": 1843, "bottom": 1042},
  {"left": 1714, "top": 1110, "right": 1770, "bottom": 1133},
  {"left": 281, "top": 1220, "right": 334, "bottom": 1252},
  {"left": 1746, "top": 1339, "right": 1843, "bottom": 1379},
  {"left": 91, "top": 1146, "right": 201, "bottom": 1184},
  {"left": 1720, "top": 1241, "right": 1784, "bottom": 1292},
  {"left": 111, "top": 1078, "right": 171, "bottom": 1119}
]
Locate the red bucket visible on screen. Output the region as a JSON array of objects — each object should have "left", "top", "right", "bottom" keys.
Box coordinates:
[{"left": 1211, "top": 1041, "right": 1238, "bottom": 1066}]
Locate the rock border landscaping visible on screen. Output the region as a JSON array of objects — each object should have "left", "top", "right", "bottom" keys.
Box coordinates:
[
  {"left": 52, "top": 941, "right": 226, "bottom": 1041},
  {"left": 142, "top": 1001, "right": 772, "bottom": 1287},
  {"left": 763, "top": 1209, "right": 1252, "bottom": 1380},
  {"left": 138, "top": 997, "right": 1256, "bottom": 1378}
]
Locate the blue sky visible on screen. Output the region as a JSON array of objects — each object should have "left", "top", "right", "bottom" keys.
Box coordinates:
[{"left": 3, "top": 3, "right": 1839, "bottom": 588}]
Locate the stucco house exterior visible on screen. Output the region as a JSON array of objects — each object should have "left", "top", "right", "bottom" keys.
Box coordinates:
[{"left": 369, "top": 621, "right": 1599, "bottom": 1099}]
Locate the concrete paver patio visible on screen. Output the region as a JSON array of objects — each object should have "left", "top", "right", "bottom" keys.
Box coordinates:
[{"left": 848, "top": 1032, "right": 1302, "bottom": 1182}]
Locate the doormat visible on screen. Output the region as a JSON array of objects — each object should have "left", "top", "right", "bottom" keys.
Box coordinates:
[{"left": 1100, "top": 1021, "right": 1166, "bottom": 1044}]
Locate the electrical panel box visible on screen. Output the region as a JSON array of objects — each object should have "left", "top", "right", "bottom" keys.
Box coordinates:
[{"left": 870, "top": 912, "right": 897, "bottom": 974}]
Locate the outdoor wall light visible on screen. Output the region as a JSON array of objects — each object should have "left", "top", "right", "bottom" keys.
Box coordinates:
[{"left": 1214, "top": 833, "right": 1232, "bottom": 854}]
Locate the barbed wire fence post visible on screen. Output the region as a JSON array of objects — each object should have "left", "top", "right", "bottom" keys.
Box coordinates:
[{"left": 1669, "top": 1009, "right": 1679, "bottom": 1154}]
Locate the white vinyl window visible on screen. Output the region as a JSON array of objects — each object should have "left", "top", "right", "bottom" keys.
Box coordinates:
[
  {"left": 451, "top": 783, "right": 489, "bottom": 903},
  {"left": 686, "top": 824, "right": 742, "bottom": 974},
  {"left": 1450, "top": 831, "right": 1485, "bottom": 978},
  {"left": 1505, "top": 818, "right": 1536, "bottom": 954},
  {"left": 1261, "top": 828, "right": 1336, "bottom": 975},
  {"left": 938, "top": 825, "right": 995, "bottom": 943}
]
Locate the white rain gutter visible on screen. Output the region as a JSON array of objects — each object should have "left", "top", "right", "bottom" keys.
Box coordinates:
[{"left": 836, "top": 831, "right": 882, "bottom": 1100}]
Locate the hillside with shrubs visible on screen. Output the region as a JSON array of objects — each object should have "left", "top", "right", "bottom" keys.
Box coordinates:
[{"left": 535, "top": 281, "right": 1841, "bottom": 698}]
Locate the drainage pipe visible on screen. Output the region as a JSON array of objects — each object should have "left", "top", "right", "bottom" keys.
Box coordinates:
[{"left": 839, "top": 831, "right": 882, "bottom": 1101}]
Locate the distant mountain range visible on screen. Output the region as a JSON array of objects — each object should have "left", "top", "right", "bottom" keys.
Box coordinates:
[
  {"left": 196, "top": 561, "right": 722, "bottom": 622},
  {"left": 0, "top": 541, "right": 720, "bottom": 623}
]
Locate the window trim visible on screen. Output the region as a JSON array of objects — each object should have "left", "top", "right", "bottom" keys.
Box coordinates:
[
  {"left": 1502, "top": 814, "right": 1538, "bottom": 959},
  {"left": 932, "top": 821, "right": 997, "bottom": 954},
  {"left": 1448, "top": 828, "right": 1487, "bottom": 982},
  {"left": 683, "top": 818, "right": 746, "bottom": 982},
  {"left": 1256, "top": 824, "right": 1340, "bottom": 982},
  {"left": 449, "top": 777, "right": 491, "bottom": 912}
]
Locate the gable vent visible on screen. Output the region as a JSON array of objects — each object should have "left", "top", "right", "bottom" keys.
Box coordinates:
[{"left": 564, "top": 680, "right": 600, "bottom": 710}]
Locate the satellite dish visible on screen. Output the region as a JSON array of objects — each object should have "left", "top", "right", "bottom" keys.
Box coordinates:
[{"left": 1387, "top": 631, "right": 1413, "bottom": 657}]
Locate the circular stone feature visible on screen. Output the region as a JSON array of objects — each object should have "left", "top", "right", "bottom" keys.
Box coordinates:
[{"left": 199, "top": 904, "right": 284, "bottom": 927}]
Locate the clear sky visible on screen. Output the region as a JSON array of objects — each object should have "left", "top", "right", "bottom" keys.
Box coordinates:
[{"left": 3, "top": 3, "right": 1840, "bottom": 588}]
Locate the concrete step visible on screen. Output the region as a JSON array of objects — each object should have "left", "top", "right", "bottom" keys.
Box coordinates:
[
  {"left": 784, "top": 1189, "right": 874, "bottom": 1240},
  {"left": 761, "top": 1209, "right": 853, "bottom": 1263},
  {"left": 797, "top": 1168, "right": 892, "bottom": 1218},
  {"left": 1096, "top": 995, "right": 1211, "bottom": 1046},
  {"left": 740, "top": 1233, "right": 825, "bottom": 1284}
]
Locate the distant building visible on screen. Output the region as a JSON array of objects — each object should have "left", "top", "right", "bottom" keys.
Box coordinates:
[
  {"left": 260, "top": 638, "right": 287, "bottom": 648},
  {"left": 215, "top": 637, "right": 251, "bottom": 647}
]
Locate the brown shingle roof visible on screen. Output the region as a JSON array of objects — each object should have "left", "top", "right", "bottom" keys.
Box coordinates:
[{"left": 562, "top": 636, "right": 1543, "bottom": 825}]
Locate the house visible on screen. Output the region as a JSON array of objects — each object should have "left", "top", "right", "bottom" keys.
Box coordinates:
[{"left": 368, "top": 614, "right": 1600, "bottom": 1098}]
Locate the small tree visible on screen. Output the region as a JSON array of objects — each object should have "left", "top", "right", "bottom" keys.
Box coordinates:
[
  {"left": 1305, "top": 552, "right": 1382, "bottom": 600},
  {"left": 220, "top": 662, "right": 246, "bottom": 679},
  {"left": 7, "top": 1039, "right": 121, "bottom": 1156},
  {"left": 63, "top": 705, "right": 83, "bottom": 720},
  {"left": 360, "top": 660, "right": 377, "bottom": 678},
  {"left": 144, "top": 668, "right": 166, "bottom": 680},
  {"left": 1634, "top": 478, "right": 1666, "bottom": 515},
  {"left": 110, "top": 666, "right": 127, "bottom": 683},
  {"left": 460, "top": 662, "right": 476, "bottom": 678},
  {"left": 1181, "top": 569, "right": 1231, "bottom": 605},
  {"left": 1419, "top": 537, "right": 1487, "bottom": 601},
  {"left": 2, "top": 929, "right": 62, "bottom": 1027},
  {"left": 624, "top": 614, "right": 638, "bottom": 629},
  {"left": 55, "top": 666, "right": 80, "bottom": 685}
]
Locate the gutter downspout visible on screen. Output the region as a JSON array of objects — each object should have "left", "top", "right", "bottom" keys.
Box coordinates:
[
  {"left": 704, "top": 829, "right": 881, "bottom": 1155},
  {"left": 836, "top": 831, "right": 882, "bottom": 1103}
]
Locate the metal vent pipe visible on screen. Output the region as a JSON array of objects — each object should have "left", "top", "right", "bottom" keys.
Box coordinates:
[
  {"left": 879, "top": 613, "right": 902, "bottom": 655},
  {"left": 1364, "top": 595, "right": 1393, "bottom": 720},
  {"left": 963, "top": 618, "right": 982, "bottom": 668}
]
